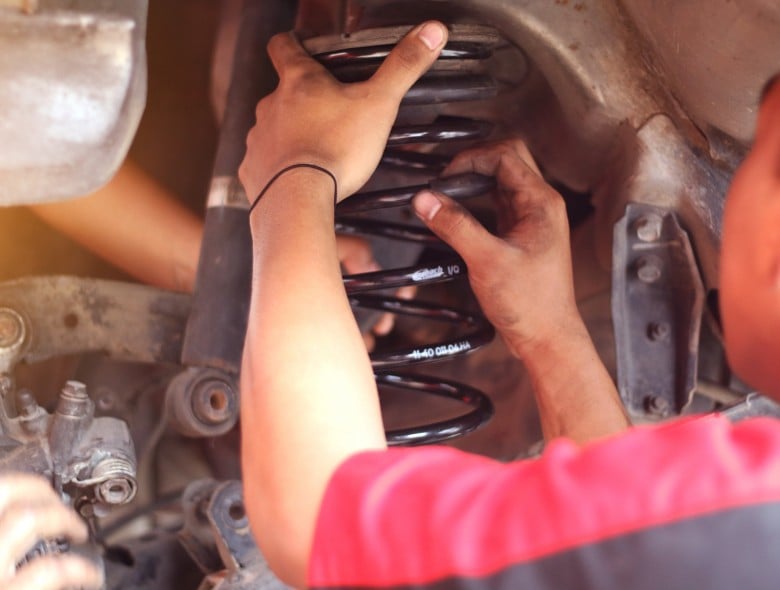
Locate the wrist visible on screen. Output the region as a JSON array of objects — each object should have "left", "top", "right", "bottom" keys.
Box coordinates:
[
  {"left": 504, "top": 313, "right": 592, "bottom": 368},
  {"left": 247, "top": 164, "right": 337, "bottom": 214},
  {"left": 247, "top": 166, "right": 336, "bottom": 225}
]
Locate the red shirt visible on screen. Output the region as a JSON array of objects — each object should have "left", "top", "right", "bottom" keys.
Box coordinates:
[{"left": 309, "top": 415, "right": 780, "bottom": 589}]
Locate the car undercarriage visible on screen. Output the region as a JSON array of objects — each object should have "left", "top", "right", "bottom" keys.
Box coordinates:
[{"left": 0, "top": 0, "right": 778, "bottom": 588}]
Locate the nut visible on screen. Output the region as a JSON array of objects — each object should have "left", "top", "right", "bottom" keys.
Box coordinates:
[
  {"left": 0, "top": 308, "right": 25, "bottom": 350},
  {"left": 636, "top": 255, "right": 663, "bottom": 284}
]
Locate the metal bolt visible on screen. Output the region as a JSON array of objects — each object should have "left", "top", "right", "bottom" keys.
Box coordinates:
[
  {"left": 635, "top": 214, "right": 663, "bottom": 242},
  {"left": 92, "top": 457, "right": 137, "bottom": 505},
  {"left": 636, "top": 255, "right": 663, "bottom": 284},
  {"left": 646, "top": 322, "right": 670, "bottom": 342},
  {"left": 192, "top": 379, "right": 235, "bottom": 426},
  {"left": 644, "top": 395, "right": 670, "bottom": 417},
  {"left": 15, "top": 389, "right": 38, "bottom": 417},
  {"left": 96, "top": 388, "right": 116, "bottom": 412},
  {"left": 56, "top": 380, "right": 91, "bottom": 418},
  {"left": 97, "top": 478, "right": 135, "bottom": 505},
  {"left": 0, "top": 373, "right": 13, "bottom": 397},
  {"left": 0, "top": 308, "right": 25, "bottom": 350}
]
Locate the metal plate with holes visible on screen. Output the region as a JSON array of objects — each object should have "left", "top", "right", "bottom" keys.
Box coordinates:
[{"left": 612, "top": 204, "right": 705, "bottom": 420}]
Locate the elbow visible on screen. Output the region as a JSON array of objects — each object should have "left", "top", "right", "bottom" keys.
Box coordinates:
[{"left": 242, "top": 481, "right": 312, "bottom": 589}]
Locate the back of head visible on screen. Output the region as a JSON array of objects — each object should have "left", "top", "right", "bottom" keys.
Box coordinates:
[{"left": 720, "top": 75, "right": 780, "bottom": 400}]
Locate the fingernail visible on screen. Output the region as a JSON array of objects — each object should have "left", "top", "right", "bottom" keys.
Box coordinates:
[
  {"left": 418, "top": 22, "right": 445, "bottom": 50},
  {"left": 413, "top": 190, "right": 442, "bottom": 220},
  {"left": 761, "top": 73, "right": 780, "bottom": 104}
]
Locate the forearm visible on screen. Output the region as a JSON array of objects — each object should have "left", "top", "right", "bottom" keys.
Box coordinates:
[
  {"left": 30, "top": 161, "right": 202, "bottom": 292},
  {"left": 511, "top": 318, "right": 629, "bottom": 445},
  {"left": 241, "top": 170, "right": 385, "bottom": 587}
]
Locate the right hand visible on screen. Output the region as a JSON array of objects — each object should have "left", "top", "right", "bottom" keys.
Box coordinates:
[
  {"left": 0, "top": 474, "right": 103, "bottom": 590},
  {"left": 239, "top": 22, "right": 447, "bottom": 204},
  {"left": 411, "top": 139, "right": 584, "bottom": 358}
]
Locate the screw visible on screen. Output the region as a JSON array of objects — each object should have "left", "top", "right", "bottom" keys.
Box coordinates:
[
  {"left": 636, "top": 256, "right": 663, "bottom": 284},
  {"left": 96, "top": 388, "right": 116, "bottom": 412},
  {"left": 644, "top": 395, "right": 670, "bottom": 417},
  {"left": 0, "top": 308, "right": 25, "bottom": 350},
  {"left": 15, "top": 389, "right": 38, "bottom": 417},
  {"left": 646, "top": 322, "right": 670, "bottom": 342},
  {"left": 635, "top": 214, "right": 663, "bottom": 242}
]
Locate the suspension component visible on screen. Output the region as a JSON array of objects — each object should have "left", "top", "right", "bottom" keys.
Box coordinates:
[{"left": 306, "top": 24, "right": 505, "bottom": 445}]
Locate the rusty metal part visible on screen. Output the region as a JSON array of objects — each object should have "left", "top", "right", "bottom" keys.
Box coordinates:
[
  {"left": 0, "top": 0, "right": 147, "bottom": 205},
  {"left": 179, "top": 479, "right": 287, "bottom": 589},
  {"left": 165, "top": 368, "right": 239, "bottom": 438},
  {"left": 0, "top": 380, "right": 137, "bottom": 510},
  {"left": 612, "top": 204, "right": 705, "bottom": 419},
  {"left": 0, "top": 276, "right": 189, "bottom": 373}
]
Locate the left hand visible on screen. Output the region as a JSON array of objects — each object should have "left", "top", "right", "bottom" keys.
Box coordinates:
[
  {"left": 239, "top": 22, "right": 448, "bottom": 202},
  {"left": 0, "top": 474, "right": 103, "bottom": 590}
]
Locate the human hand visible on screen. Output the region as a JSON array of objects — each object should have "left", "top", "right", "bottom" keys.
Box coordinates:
[
  {"left": 337, "top": 234, "right": 415, "bottom": 349},
  {"left": 239, "top": 22, "right": 448, "bottom": 203},
  {"left": 411, "top": 139, "right": 584, "bottom": 359},
  {"left": 0, "top": 473, "right": 103, "bottom": 590},
  {"left": 720, "top": 74, "right": 780, "bottom": 397}
]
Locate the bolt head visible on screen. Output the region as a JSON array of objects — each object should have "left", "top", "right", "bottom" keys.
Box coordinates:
[
  {"left": 0, "top": 308, "right": 25, "bottom": 350},
  {"left": 635, "top": 214, "right": 664, "bottom": 242},
  {"left": 636, "top": 256, "right": 663, "bottom": 284},
  {"left": 644, "top": 395, "right": 671, "bottom": 416},
  {"left": 646, "top": 322, "right": 670, "bottom": 342}
]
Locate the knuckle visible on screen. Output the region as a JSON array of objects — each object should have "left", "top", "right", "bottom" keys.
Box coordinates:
[
  {"left": 441, "top": 204, "right": 470, "bottom": 236},
  {"left": 394, "top": 42, "right": 422, "bottom": 72}
]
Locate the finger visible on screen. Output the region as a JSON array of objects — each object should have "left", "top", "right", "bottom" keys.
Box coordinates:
[
  {"left": 396, "top": 285, "right": 416, "bottom": 300},
  {"left": 369, "top": 21, "right": 448, "bottom": 102},
  {"left": 362, "top": 332, "right": 376, "bottom": 352},
  {"left": 8, "top": 555, "right": 103, "bottom": 590},
  {"left": 411, "top": 190, "right": 499, "bottom": 265},
  {"left": 372, "top": 313, "right": 394, "bottom": 336},
  {"left": 267, "top": 32, "right": 325, "bottom": 82},
  {"left": 0, "top": 502, "right": 88, "bottom": 573},
  {"left": 444, "top": 140, "right": 542, "bottom": 180},
  {"left": 336, "top": 235, "right": 378, "bottom": 275},
  {"left": 0, "top": 475, "right": 58, "bottom": 514},
  {"left": 373, "top": 285, "right": 416, "bottom": 337}
]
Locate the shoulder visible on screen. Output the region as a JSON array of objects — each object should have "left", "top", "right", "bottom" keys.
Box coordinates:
[{"left": 309, "top": 416, "right": 780, "bottom": 589}]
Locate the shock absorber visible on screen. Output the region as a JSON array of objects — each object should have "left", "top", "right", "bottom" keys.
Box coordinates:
[{"left": 304, "top": 25, "right": 503, "bottom": 445}]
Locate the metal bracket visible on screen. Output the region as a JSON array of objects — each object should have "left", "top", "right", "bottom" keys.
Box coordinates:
[
  {"left": 612, "top": 204, "right": 705, "bottom": 419},
  {"left": 0, "top": 276, "right": 189, "bottom": 372}
]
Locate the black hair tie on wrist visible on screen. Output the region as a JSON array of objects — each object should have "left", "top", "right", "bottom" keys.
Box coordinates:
[{"left": 248, "top": 163, "right": 338, "bottom": 215}]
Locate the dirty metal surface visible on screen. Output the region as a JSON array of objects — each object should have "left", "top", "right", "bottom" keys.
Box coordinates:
[
  {"left": 0, "top": 276, "right": 189, "bottom": 371},
  {"left": 0, "top": 0, "right": 148, "bottom": 205},
  {"left": 612, "top": 204, "right": 705, "bottom": 420}
]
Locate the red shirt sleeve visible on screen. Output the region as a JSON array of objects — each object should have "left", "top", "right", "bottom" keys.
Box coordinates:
[{"left": 308, "top": 415, "right": 780, "bottom": 589}]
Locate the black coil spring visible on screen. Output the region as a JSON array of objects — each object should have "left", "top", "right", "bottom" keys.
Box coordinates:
[{"left": 307, "top": 26, "right": 501, "bottom": 445}]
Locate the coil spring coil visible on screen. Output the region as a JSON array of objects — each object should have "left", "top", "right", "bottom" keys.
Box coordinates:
[{"left": 307, "top": 25, "right": 501, "bottom": 445}]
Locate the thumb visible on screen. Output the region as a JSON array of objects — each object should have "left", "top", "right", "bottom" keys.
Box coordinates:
[
  {"left": 369, "top": 21, "right": 447, "bottom": 102},
  {"left": 412, "top": 190, "right": 497, "bottom": 264}
]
